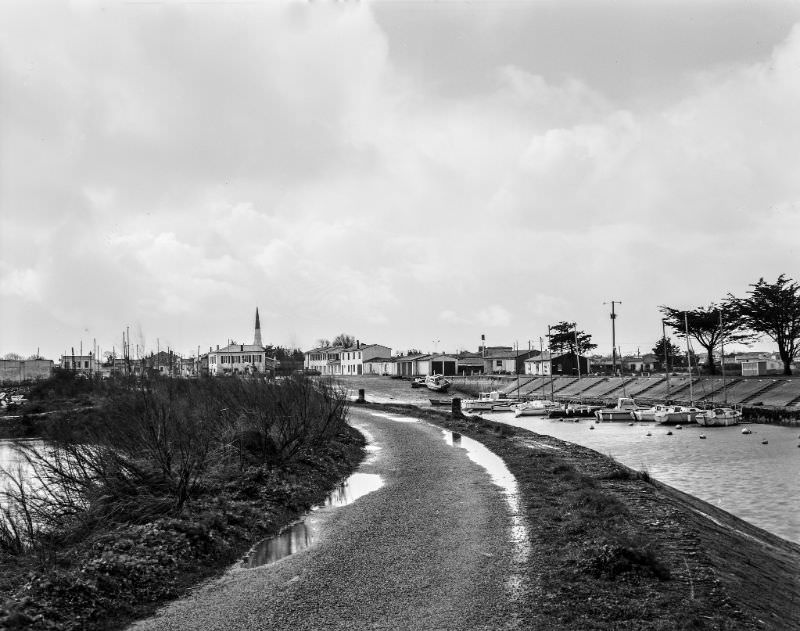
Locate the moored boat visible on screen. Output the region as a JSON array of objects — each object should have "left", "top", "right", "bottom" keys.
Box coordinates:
[
  {"left": 654, "top": 405, "right": 701, "bottom": 425},
  {"left": 425, "top": 374, "right": 451, "bottom": 393},
  {"left": 514, "top": 399, "right": 559, "bottom": 417},
  {"left": 462, "top": 391, "right": 513, "bottom": 411},
  {"left": 696, "top": 407, "right": 741, "bottom": 427},
  {"left": 595, "top": 397, "right": 641, "bottom": 422},
  {"left": 410, "top": 377, "right": 427, "bottom": 389},
  {"left": 634, "top": 404, "right": 670, "bottom": 422}
]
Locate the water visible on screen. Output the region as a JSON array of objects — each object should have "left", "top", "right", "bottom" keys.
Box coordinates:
[
  {"left": 479, "top": 412, "right": 800, "bottom": 544},
  {"left": 243, "top": 471, "right": 384, "bottom": 568}
]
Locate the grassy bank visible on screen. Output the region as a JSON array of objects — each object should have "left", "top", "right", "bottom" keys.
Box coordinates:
[
  {"left": 0, "top": 374, "right": 365, "bottom": 630},
  {"left": 366, "top": 400, "right": 800, "bottom": 630}
]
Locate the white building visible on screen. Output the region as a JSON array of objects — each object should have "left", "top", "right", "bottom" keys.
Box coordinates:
[
  {"left": 305, "top": 342, "right": 392, "bottom": 376},
  {"left": 207, "top": 309, "right": 274, "bottom": 377},
  {"left": 60, "top": 353, "right": 99, "bottom": 375}
]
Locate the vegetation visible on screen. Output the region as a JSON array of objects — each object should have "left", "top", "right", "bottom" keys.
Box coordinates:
[
  {"left": 651, "top": 337, "right": 683, "bottom": 371},
  {"left": 659, "top": 304, "right": 750, "bottom": 375},
  {"left": 0, "top": 372, "right": 360, "bottom": 630},
  {"left": 728, "top": 274, "right": 800, "bottom": 375},
  {"left": 547, "top": 321, "right": 597, "bottom": 355}
]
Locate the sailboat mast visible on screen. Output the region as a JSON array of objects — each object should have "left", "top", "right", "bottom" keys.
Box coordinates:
[
  {"left": 539, "top": 336, "right": 545, "bottom": 400},
  {"left": 574, "top": 324, "right": 582, "bottom": 405},
  {"left": 662, "top": 318, "right": 671, "bottom": 399}
]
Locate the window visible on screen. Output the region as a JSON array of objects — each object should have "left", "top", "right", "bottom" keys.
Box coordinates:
[{"left": 496, "top": 360, "right": 502, "bottom": 367}]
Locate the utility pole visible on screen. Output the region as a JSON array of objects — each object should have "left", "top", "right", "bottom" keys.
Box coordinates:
[
  {"left": 605, "top": 300, "right": 622, "bottom": 376},
  {"left": 548, "top": 325, "right": 555, "bottom": 401},
  {"left": 720, "top": 310, "right": 726, "bottom": 404},
  {"left": 539, "top": 337, "right": 545, "bottom": 400}
]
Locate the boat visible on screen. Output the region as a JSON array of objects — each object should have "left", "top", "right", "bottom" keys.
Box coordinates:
[
  {"left": 633, "top": 404, "right": 670, "bottom": 422},
  {"left": 514, "top": 399, "right": 559, "bottom": 417},
  {"left": 425, "top": 374, "right": 451, "bottom": 393},
  {"left": 654, "top": 405, "right": 702, "bottom": 425},
  {"left": 696, "top": 407, "right": 742, "bottom": 427},
  {"left": 462, "top": 391, "right": 514, "bottom": 411},
  {"left": 410, "top": 377, "right": 427, "bottom": 389},
  {"left": 595, "top": 397, "right": 641, "bottom": 421},
  {"left": 741, "top": 426, "right": 752, "bottom": 434}
]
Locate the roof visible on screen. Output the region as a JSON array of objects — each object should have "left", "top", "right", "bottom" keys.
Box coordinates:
[
  {"left": 485, "top": 350, "right": 540, "bottom": 359},
  {"left": 213, "top": 344, "right": 265, "bottom": 353},
  {"left": 363, "top": 356, "right": 395, "bottom": 363}
]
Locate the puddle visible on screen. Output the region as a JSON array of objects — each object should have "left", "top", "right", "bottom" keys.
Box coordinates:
[
  {"left": 440, "top": 429, "right": 531, "bottom": 605},
  {"left": 368, "top": 411, "right": 419, "bottom": 423},
  {"left": 243, "top": 471, "right": 384, "bottom": 568},
  {"left": 440, "top": 430, "right": 530, "bottom": 564}
]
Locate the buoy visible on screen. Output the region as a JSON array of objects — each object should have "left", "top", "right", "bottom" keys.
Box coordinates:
[
  {"left": 761, "top": 440, "right": 768, "bottom": 445},
  {"left": 666, "top": 431, "right": 673, "bottom": 436},
  {"left": 589, "top": 425, "right": 595, "bottom": 430},
  {"left": 699, "top": 434, "right": 707, "bottom": 439},
  {"left": 675, "top": 425, "right": 682, "bottom": 430},
  {"left": 742, "top": 427, "right": 752, "bottom": 435},
  {"left": 646, "top": 432, "right": 652, "bottom": 437},
  {"left": 628, "top": 422, "right": 634, "bottom": 426},
  {"left": 574, "top": 419, "right": 580, "bottom": 423}
]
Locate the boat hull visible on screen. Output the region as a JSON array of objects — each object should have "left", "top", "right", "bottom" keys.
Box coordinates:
[{"left": 595, "top": 410, "right": 634, "bottom": 421}]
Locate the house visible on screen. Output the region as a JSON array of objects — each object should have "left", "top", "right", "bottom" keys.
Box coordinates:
[
  {"left": 483, "top": 349, "right": 540, "bottom": 375},
  {"left": 60, "top": 353, "right": 99, "bottom": 375},
  {"left": 395, "top": 353, "right": 427, "bottom": 377},
  {"left": 305, "top": 342, "right": 392, "bottom": 376},
  {"left": 525, "top": 352, "right": 589, "bottom": 376},
  {"left": 340, "top": 343, "right": 393, "bottom": 376},
  {"left": 363, "top": 356, "right": 397, "bottom": 376},
  {"left": 207, "top": 309, "right": 274, "bottom": 377},
  {"left": 304, "top": 346, "right": 344, "bottom": 375},
  {"left": 741, "top": 357, "right": 784, "bottom": 376},
  {"left": 620, "top": 354, "right": 660, "bottom": 374},
  {"left": 455, "top": 352, "right": 485, "bottom": 375}
]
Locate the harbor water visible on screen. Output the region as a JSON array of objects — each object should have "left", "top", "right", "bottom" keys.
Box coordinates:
[{"left": 479, "top": 411, "right": 800, "bottom": 545}]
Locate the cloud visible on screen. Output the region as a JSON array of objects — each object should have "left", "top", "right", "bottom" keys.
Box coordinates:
[{"left": 1, "top": 5, "right": 799, "bottom": 358}]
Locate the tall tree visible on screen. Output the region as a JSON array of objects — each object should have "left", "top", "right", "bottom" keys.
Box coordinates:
[
  {"left": 547, "top": 321, "right": 598, "bottom": 355},
  {"left": 729, "top": 275, "right": 800, "bottom": 375},
  {"left": 652, "top": 337, "right": 683, "bottom": 371},
  {"left": 332, "top": 333, "right": 356, "bottom": 348},
  {"left": 316, "top": 338, "right": 331, "bottom": 348},
  {"left": 659, "top": 304, "right": 749, "bottom": 375}
]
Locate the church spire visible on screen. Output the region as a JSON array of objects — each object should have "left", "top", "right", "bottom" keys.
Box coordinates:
[{"left": 253, "top": 308, "right": 263, "bottom": 347}]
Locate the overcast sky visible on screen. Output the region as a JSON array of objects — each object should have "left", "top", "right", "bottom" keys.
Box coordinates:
[{"left": 2, "top": 0, "right": 799, "bottom": 360}]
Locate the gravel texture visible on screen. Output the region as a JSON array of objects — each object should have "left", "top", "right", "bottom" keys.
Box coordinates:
[{"left": 129, "top": 407, "right": 522, "bottom": 631}]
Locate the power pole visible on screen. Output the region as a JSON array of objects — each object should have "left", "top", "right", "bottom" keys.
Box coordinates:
[
  {"left": 662, "top": 319, "right": 670, "bottom": 398},
  {"left": 605, "top": 300, "right": 622, "bottom": 376}
]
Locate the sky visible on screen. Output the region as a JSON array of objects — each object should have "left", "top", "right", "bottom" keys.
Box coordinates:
[{"left": 2, "top": 0, "right": 800, "bottom": 361}]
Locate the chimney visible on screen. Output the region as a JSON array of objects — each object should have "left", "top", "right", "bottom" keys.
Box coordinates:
[
  {"left": 240, "top": 344, "right": 244, "bottom": 352},
  {"left": 357, "top": 340, "right": 360, "bottom": 349}
]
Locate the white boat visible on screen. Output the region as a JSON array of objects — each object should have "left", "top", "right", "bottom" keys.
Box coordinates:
[
  {"left": 425, "top": 374, "right": 451, "bottom": 393},
  {"left": 595, "top": 397, "right": 641, "bottom": 421},
  {"left": 633, "top": 404, "right": 670, "bottom": 422},
  {"left": 654, "top": 405, "right": 702, "bottom": 425},
  {"left": 462, "top": 391, "right": 513, "bottom": 411},
  {"left": 696, "top": 407, "right": 742, "bottom": 427},
  {"left": 513, "top": 399, "right": 559, "bottom": 417}
]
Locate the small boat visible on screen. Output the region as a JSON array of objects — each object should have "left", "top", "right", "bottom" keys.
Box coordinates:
[
  {"left": 595, "top": 398, "right": 641, "bottom": 422},
  {"left": 654, "top": 406, "right": 701, "bottom": 425},
  {"left": 634, "top": 404, "right": 670, "bottom": 422},
  {"left": 696, "top": 407, "right": 741, "bottom": 427},
  {"left": 741, "top": 426, "right": 752, "bottom": 435},
  {"left": 699, "top": 434, "right": 706, "bottom": 439},
  {"left": 514, "top": 399, "right": 559, "bottom": 417},
  {"left": 425, "top": 374, "right": 451, "bottom": 393},
  {"left": 562, "top": 403, "right": 603, "bottom": 418},
  {"left": 462, "top": 391, "right": 515, "bottom": 412},
  {"left": 410, "top": 377, "right": 427, "bottom": 389}
]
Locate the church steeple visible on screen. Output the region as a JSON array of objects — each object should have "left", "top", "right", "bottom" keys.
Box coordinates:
[{"left": 253, "top": 308, "right": 263, "bottom": 347}]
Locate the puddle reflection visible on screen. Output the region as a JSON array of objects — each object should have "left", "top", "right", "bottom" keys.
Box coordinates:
[{"left": 244, "top": 472, "right": 383, "bottom": 568}]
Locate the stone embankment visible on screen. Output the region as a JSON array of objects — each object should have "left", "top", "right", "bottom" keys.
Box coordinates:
[{"left": 450, "top": 374, "right": 800, "bottom": 425}]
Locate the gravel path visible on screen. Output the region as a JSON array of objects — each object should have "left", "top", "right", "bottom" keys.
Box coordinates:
[{"left": 129, "top": 407, "right": 523, "bottom": 630}]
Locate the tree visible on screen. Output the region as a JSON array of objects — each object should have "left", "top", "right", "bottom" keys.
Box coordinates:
[
  {"left": 729, "top": 274, "right": 800, "bottom": 375},
  {"left": 316, "top": 338, "right": 331, "bottom": 348},
  {"left": 332, "top": 333, "right": 356, "bottom": 348},
  {"left": 659, "top": 304, "right": 749, "bottom": 375},
  {"left": 3, "top": 352, "right": 23, "bottom": 360},
  {"left": 547, "top": 321, "right": 597, "bottom": 355},
  {"left": 652, "top": 337, "right": 682, "bottom": 371}
]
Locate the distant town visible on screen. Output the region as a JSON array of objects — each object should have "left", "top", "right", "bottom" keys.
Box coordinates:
[{"left": 1, "top": 306, "right": 796, "bottom": 385}]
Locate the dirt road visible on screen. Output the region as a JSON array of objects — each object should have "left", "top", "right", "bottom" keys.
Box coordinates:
[{"left": 129, "top": 407, "right": 524, "bottom": 630}]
